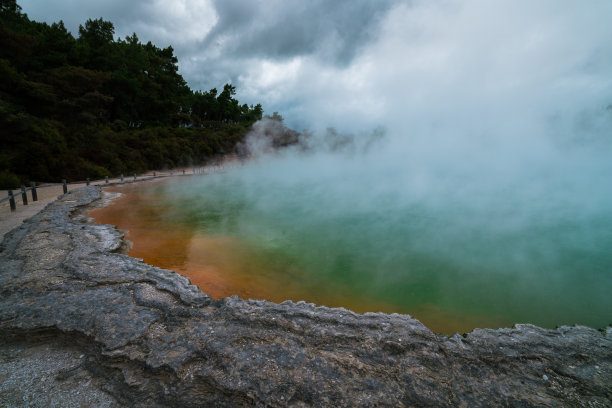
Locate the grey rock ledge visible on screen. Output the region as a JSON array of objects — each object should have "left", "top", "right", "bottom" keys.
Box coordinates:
[{"left": 0, "top": 186, "right": 610, "bottom": 407}]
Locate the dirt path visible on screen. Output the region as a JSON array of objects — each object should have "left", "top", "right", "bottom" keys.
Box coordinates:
[
  {"left": 0, "top": 165, "right": 231, "bottom": 242},
  {"left": 0, "top": 177, "right": 148, "bottom": 242}
]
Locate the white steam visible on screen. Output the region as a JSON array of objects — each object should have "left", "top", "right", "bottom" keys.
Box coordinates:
[
  {"left": 237, "top": 0, "right": 612, "bottom": 219},
  {"left": 171, "top": 0, "right": 612, "bottom": 328}
]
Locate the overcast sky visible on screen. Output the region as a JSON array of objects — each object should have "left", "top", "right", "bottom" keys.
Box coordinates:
[{"left": 19, "top": 0, "right": 612, "bottom": 136}]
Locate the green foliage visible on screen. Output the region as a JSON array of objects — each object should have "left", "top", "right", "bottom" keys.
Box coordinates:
[
  {"left": 0, "top": 1, "right": 267, "bottom": 184},
  {"left": 78, "top": 18, "right": 114, "bottom": 47},
  {"left": 0, "top": 0, "right": 20, "bottom": 14},
  {"left": 0, "top": 169, "right": 20, "bottom": 189}
]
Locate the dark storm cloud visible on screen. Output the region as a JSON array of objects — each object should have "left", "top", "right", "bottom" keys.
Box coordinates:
[
  {"left": 178, "top": 0, "right": 399, "bottom": 103},
  {"left": 206, "top": 0, "right": 397, "bottom": 65}
]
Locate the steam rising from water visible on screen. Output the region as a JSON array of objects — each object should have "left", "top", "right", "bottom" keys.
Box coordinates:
[
  {"left": 163, "top": 2, "right": 612, "bottom": 330},
  {"left": 165, "top": 114, "right": 611, "bottom": 328}
]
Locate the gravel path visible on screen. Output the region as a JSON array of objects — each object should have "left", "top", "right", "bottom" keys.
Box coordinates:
[{"left": 0, "top": 339, "right": 118, "bottom": 407}]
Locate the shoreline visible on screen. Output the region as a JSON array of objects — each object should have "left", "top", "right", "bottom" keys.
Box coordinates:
[
  {"left": 0, "top": 185, "right": 610, "bottom": 406},
  {"left": 89, "top": 180, "right": 514, "bottom": 335},
  {"left": 88, "top": 177, "right": 607, "bottom": 336}
]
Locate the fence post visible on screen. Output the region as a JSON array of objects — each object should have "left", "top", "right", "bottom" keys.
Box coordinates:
[
  {"left": 62, "top": 179, "right": 68, "bottom": 194},
  {"left": 105, "top": 176, "right": 109, "bottom": 184},
  {"left": 30, "top": 181, "right": 38, "bottom": 201},
  {"left": 121, "top": 174, "right": 124, "bottom": 182},
  {"left": 20, "top": 185, "right": 28, "bottom": 205},
  {"left": 8, "top": 190, "right": 16, "bottom": 211},
  {"left": 86, "top": 178, "right": 90, "bottom": 186},
  {"left": 133, "top": 173, "right": 137, "bottom": 181}
]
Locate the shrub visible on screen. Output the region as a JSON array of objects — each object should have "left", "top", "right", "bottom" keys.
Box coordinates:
[{"left": 0, "top": 170, "right": 21, "bottom": 190}]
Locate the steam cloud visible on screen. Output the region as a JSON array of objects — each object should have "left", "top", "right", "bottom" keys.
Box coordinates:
[
  {"left": 168, "top": 1, "right": 612, "bottom": 328},
  {"left": 232, "top": 0, "right": 612, "bottom": 220}
]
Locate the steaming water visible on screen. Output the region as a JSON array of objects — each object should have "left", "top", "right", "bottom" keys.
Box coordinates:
[
  {"left": 80, "top": 0, "right": 612, "bottom": 333},
  {"left": 109, "top": 143, "right": 611, "bottom": 333}
]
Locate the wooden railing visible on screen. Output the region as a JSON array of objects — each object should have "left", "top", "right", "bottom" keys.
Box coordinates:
[{"left": 0, "top": 167, "right": 218, "bottom": 213}]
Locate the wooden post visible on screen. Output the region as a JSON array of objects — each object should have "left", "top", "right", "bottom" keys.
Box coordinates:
[
  {"left": 105, "top": 176, "right": 109, "bottom": 184},
  {"left": 62, "top": 179, "right": 68, "bottom": 194},
  {"left": 20, "top": 185, "right": 28, "bottom": 205},
  {"left": 8, "top": 190, "right": 16, "bottom": 211},
  {"left": 121, "top": 174, "right": 124, "bottom": 182},
  {"left": 30, "top": 181, "right": 38, "bottom": 201},
  {"left": 86, "top": 178, "right": 90, "bottom": 186}
]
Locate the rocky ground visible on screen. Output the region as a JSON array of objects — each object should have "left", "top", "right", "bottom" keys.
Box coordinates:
[{"left": 0, "top": 186, "right": 610, "bottom": 407}]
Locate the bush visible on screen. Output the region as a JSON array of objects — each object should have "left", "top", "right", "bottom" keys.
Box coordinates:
[{"left": 0, "top": 170, "right": 21, "bottom": 189}]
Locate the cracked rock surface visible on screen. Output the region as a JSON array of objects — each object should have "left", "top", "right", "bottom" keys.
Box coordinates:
[{"left": 0, "top": 186, "right": 610, "bottom": 407}]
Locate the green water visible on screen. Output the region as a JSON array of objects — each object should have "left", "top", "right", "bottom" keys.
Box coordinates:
[{"left": 150, "top": 159, "right": 611, "bottom": 332}]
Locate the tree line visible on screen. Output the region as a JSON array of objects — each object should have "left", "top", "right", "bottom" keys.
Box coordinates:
[{"left": 0, "top": 0, "right": 264, "bottom": 188}]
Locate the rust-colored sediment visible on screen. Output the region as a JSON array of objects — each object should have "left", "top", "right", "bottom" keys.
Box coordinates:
[{"left": 89, "top": 181, "right": 511, "bottom": 334}]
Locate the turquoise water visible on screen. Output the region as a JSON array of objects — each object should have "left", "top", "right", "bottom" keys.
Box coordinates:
[{"left": 148, "top": 155, "right": 611, "bottom": 332}]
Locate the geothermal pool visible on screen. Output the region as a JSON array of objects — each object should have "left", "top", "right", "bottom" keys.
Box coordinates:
[{"left": 91, "top": 162, "right": 612, "bottom": 334}]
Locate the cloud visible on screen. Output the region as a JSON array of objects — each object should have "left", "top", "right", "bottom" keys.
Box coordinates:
[
  {"left": 128, "top": 0, "right": 218, "bottom": 46},
  {"left": 245, "top": 0, "right": 612, "bottom": 136},
  {"left": 181, "top": 0, "right": 399, "bottom": 115},
  {"left": 205, "top": 0, "right": 395, "bottom": 64}
]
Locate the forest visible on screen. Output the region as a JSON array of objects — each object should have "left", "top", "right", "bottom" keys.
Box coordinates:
[{"left": 0, "top": 0, "right": 265, "bottom": 188}]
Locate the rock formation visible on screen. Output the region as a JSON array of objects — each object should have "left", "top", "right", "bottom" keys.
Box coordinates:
[{"left": 0, "top": 186, "right": 610, "bottom": 407}]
